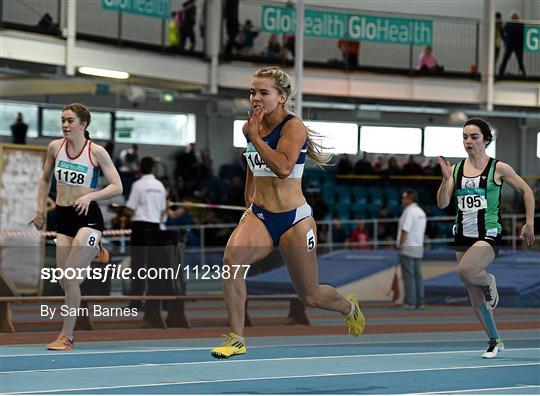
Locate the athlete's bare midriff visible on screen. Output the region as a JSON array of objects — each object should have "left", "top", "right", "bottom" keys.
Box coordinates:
[
  {"left": 56, "top": 185, "right": 96, "bottom": 207},
  {"left": 252, "top": 177, "right": 305, "bottom": 212}
]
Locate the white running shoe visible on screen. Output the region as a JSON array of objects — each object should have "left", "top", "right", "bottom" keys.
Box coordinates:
[{"left": 482, "top": 338, "right": 504, "bottom": 359}]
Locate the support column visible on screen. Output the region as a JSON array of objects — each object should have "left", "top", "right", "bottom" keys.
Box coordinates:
[
  {"left": 294, "top": 0, "right": 304, "bottom": 117},
  {"left": 65, "top": 0, "right": 76, "bottom": 76},
  {"left": 206, "top": 0, "right": 222, "bottom": 95},
  {"left": 481, "top": 0, "right": 495, "bottom": 111}
]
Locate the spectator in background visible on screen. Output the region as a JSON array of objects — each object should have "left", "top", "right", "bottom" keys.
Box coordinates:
[
  {"left": 336, "top": 153, "right": 353, "bottom": 175},
  {"left": 264, "top": 34, "right": 282, "bottom": 59},
  {"left": 331, "top": 219, "right": 347, "bottom": 245},
  {"left": 402, "top": 155, "right": 423, "bottom": 175},
  {"left": 179, "top": 0, "right": 196, "bottom": 51},
  {"left": 175, "top": 143, "right": 199, "bottom": 197},
  {"left": 125, "top": 157, "right": 167, "bottom": 307},
  {"left": 118, "top": 144, "right": 139, "bottom": 200},
  {"left": 494, "top": 12, "right": 504, "bottom": 65},
  {"left": 236, "top": 19, "right": 259, "bottom": 56},
  {"left": 396, "top": 190, "right": 427, "bottom": 309},
  {"left": 199, "top": 148, "right": 213, "bottom": 180},
  {"left": 383, "top": 156, "right": 401, "bottom": 177},
  {"left": 350, "top": 221, "right": 370, "bottom": 250},
  {"left": 168, "top": 11, "right": 180, "bottom": 48},
  {"left": 499, "top": 11, "right": 526, "bottom": 76},
  {"left": 416, "top": 46, "right": 444, "bottom": 72},
  {"left": 224, "top": 0, "right": 239, "bottom": 57},
  {"left": 354, "top": 152, "right": 374, "bottom": 175},
  {"left": 10, "top": 112, "right": 28, "bottom": 144},
  {"left": 373, "top": 156, "right": 385, "bottom": 173},
  {"left": 338, "top": 39, "right": 360, "bottom": 68},
  {"left": 422, "top": 158, "right": 436, "bottom": 176}
]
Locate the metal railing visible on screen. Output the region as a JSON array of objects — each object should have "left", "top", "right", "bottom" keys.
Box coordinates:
[
  {"left": 140, "top": 213, "right": 540, "bottom": 267},
  {"left": 2, "top": 0, "right": 539, "bottom": 76}
]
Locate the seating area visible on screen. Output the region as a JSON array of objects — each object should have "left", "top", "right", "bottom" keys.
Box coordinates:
[{"left": 303, "top": 167, "right": 449, "bottom": 236}]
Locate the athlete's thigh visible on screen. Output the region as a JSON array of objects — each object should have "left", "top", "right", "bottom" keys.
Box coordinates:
[
  {"left": 56, "top": 234, "right": 73, "bottom": 270},
  {"left": 66, "top": 227, "right": 102, "bottom": 269},
  {"left": 224, "top": 210, "right": 274, "bottom": 267},
  {"left": 279, "top": 217, "right": 319, "bottom": 295},
  {"left": 457, "top": 241, "right": 495, "bottom": 273}
]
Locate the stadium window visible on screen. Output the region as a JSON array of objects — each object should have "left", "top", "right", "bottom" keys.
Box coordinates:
[
  {"left": 233, "top": 120, "right": 247, "bottom": 148},
  {"left": 115, "top": 110, "right": 195, "bottom": 146},
  {"left": 304, "top": 121, "right": 358, "bottom": 154},
  {"left": 360, "top": 126, "right": 422, "bottom": 154},
  {"left": 0, "top": 101, "right": 38, "bottom": 138},
  {"left": 424, "top": 126, "right": 496, "bottom": 158},
  {"left": 233, "top": 119, "right": 359, "bottom": 155},
  {"left": 42, "top": 108, "right": 112, "bottom": 140}
]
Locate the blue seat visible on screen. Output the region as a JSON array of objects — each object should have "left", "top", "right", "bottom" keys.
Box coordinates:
[
  {"left": 385, "top": 187, "right": 401, "bottom": 201},
  {"left": 366, "top": 202, "right": 382, "bottom": 218},
  {"left": 351, "top": 202, "right": 367, "bottom": 219},
  {"left": 352, "top": 187, "right": 368, "bottom": 203},
  {"left": 388, "top": 201, "right": 402, "bottom": 217}
]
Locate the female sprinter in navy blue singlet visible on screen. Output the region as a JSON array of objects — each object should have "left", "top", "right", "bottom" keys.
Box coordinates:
[
  {"left": 33, "top": 103, "right": 122, "bottom": 350},
  {"left": 211, "top": 67, "right": 365, "bottom": 359}
]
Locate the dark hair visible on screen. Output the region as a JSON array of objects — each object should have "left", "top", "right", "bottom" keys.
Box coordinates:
[
  {"left": 404, "top": 189, "right": 418, "bottom": 203},
  {"left": 63, "top": 103, "right": 91, "bottom": 139},
  {"left": 463, "top": 118, "right": 493, "bottom": 147},
  {"left": 140, "top": 156, "right": 155, "bottom": 175},
  {"left": 495, "top": 12, "right": 502, "bottom": 18}
]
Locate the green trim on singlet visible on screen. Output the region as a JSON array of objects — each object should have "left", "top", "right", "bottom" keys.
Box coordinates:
[{"left": 486, "top": 159, "right": 503, "bottom": 234}]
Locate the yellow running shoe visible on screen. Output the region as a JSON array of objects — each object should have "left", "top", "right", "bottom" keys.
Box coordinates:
[
  {"left": 46, "top": 333, "right": 74, "bottom": 350},
  {"left": 211, "top": 333, "right": 246, "bottom": 359},
  {"left": 345, "top": 294, "right": 366, "bottom": 336}
]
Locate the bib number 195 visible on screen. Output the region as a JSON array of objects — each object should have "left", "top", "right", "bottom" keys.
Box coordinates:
[{"left": 458, "top": 195, "right": 486, "bottom": 211}]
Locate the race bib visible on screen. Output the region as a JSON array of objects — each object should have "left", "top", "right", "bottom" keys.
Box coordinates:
[
  {"left": 457, "top": 194, "right": 487, "bottom": 212},
  {"left": 56, "top": 160, "right": 87, "bottom": 186},
  {"left": 244, "top": 151, "right": 268, "bottom": 171}
]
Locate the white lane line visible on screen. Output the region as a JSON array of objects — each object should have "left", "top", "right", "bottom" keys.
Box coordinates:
[
  {"left": 415, "top": 384, "right": 540, "bottom": 394},
  {"left": 5, "top": 363, "right": 539, "bottom": 394},
  {"left": 2, "top": 348, "right": 539, "bottom": 375},
  {"left": 2, "top": 337, "right": 539, "bottom": 358}
]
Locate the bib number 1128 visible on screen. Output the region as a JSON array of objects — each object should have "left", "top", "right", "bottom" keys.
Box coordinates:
[{"left": 57, "top": 169, "right": 84, "bottom": 185}]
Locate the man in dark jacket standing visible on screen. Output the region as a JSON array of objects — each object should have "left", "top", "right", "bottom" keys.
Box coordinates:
[
  {"left": 11, "top": 112, "right": 28, "bottom": 144},
  {"left": 498, "top": 11, "right": 526, "bottom": 76}
]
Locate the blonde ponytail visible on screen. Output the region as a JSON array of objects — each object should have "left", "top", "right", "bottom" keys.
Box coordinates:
[{"left": 252, "top": 67, "right": 332, "bottom": 165}]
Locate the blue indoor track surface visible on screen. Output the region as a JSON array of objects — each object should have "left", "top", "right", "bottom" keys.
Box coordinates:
[{"left": 1, "top": 330, "right": 539, "bottom": 394}]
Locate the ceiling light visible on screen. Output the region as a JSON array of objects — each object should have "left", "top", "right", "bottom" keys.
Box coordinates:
[{"left": 78, "top": 67, "right": 129, "bottom": 79}]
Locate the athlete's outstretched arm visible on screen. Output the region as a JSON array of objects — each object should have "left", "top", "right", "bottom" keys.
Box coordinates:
[
  {"left": 246, "top": 110, "right": 306, "bottom": 179},
  {"left": 73, "top": 145, "right": 122, "bottom": 216},
  {"left": 33, "top": 140, "right": 61, "bottom": 229},
  {"left": 497, "top": 162, "right": 536, "bottom": 245},
  {"left": 436, "top": 156, "right": 455, "bottom": 209}
]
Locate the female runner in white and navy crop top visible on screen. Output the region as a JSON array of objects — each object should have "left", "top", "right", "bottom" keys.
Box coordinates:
[{"left": 33, "top": 103, "right": 122, "bottom": 350}]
